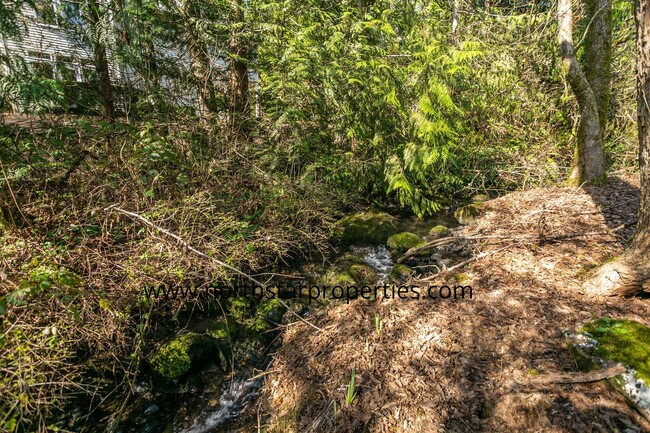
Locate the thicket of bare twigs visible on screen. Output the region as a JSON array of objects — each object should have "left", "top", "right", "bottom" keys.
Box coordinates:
[{"left": 0, "top": 117, "right": 334, "bottom": 432}]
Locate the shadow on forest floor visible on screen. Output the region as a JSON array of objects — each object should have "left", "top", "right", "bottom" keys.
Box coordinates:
[
  {"left": 261, "top": 174, "right": 650, "bottom": 432},
  {"left": 583, "top": 175, "right": 640, "bottom": 248}
]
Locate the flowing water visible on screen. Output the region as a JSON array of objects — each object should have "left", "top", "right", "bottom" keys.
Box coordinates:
[
  {"left": 355, "top": 245, "right": 394, "bottom": 282},
  {"left": 180, "top": 377, "right": 263, "bottom": 433}
]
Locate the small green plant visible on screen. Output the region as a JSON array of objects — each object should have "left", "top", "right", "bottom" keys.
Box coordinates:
[
  {"left": 346, "top": 366, "right": 357, "bottom": 405},
  {"left": 374, "top": 313, "right": 382, "bottom": 336}
]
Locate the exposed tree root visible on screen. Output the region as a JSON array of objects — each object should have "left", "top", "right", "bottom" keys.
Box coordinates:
[{"left": 583, "top": 255, "right": 650, "bottom": 297}]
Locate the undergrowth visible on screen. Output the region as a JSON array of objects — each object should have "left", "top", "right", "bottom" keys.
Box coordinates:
[{"left": 0, "top": 117, "right": 333, "bottom": 432}]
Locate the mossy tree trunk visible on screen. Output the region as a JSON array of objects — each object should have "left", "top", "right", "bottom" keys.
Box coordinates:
[
  {"left": 584, "top": 0, "right": 612, "bottom": 132},
  {"left": 229, "top": 0, "right": 250, "bottom": 131},
  {"left": 86, "top": 0, "right": 115, "bottom": 120},
  {"left": 558, "top": 0, "right": 606, "bottom": 184},
  {"left": 584, "top": 0, "right": 650, "bottom": 296},
  {"left": 183, "top": 0, "right": 221, "bottom": 115}
]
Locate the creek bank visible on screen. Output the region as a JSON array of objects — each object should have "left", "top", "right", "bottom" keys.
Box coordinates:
[{"left": 113, "top": 296, "right": 290, "bottom": 433}]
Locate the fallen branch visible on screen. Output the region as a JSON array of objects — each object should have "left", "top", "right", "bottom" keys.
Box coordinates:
[
  {"left": 399, "top": 225, "right": 628, "bottom": 265},
  {"left": 397, "top": 236, "right": 458, "bottom": 263},
  {"left": 525, "top": 364, "right": 626, "bottom": 386},
  {"left": 415, "top": 243, "right": 521, "bottom": 282},
  {"left": 106, "top": 205, "right": 323, "bottom": 332}
]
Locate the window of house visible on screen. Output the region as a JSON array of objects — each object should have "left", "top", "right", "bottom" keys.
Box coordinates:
[
  {"left": 82, "top": 66, "right": 96, "bottom": 82},
  {"left": 59, "top": 1, "right": 83, "bottom": 26},
  {"left": 33, "top": 1, "right": 58, "bottom": 25},
  {"left": 28, "top": 51, "right": 52, "bottom": 60},
  {"left": 58, "top": 63, "right": 77, "bottom": 81},
  {"left": 33, "top": 62, "right": 55, "bottom": 79}
]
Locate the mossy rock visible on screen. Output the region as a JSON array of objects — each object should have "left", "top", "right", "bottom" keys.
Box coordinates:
[
  {"left": 567, "top": 319, "right": 650, "bottom": 420},
  {"left": 207, "top": 320, "right": 238, "bottom": 340},
  {"left": 454, "top": 203, "right": 485, "bottom": 225},
  {"left": 336, "top": 253, "right": 367, "bottom": 268},
  {"left": 389, "top": 264, "right": 413, "bottom": 284},
  {"left": 228, "top": 297, "right": 254, "bottom": 322},
  {"left": 580, "top": 318, "right": 650, "bottom": 384},
  {"left": 347, "top": 264, "right": 378, "bottom": 286},
  {"left": 322, "top": 269, "right": 357, "bottom": 287},
  {"left": 387, "top": 232, "right": 425, "bottom": 257},
  {"left": 331, "top": 210, "right": 397, "bottom": 245},
  {"left": 252, "top": 298, "right": 286, "bottom": 332},
  {"left": 429, "top": 225, "right": 449, "bottom": 239},
  {"left": 148, "top": 333, "right": 219, "bottom": 380}
]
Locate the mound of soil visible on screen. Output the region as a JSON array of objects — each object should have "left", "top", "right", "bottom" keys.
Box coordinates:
[{"left": 261, "top": 176, "right": 650, "bottom": 432}]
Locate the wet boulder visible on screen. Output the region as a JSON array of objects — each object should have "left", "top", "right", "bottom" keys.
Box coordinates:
[
  {"left": 331, "top": 210, "right": 397, "bottom": 245},
  {"left": 387, "top": 232, "right": 425, "bottom": 257},
  {"left": 454, "top": 203, "right": 485, "bottom": 225},
  {"left": 148, "top": 333, "right": 221, "bottom": 380},
  {"left": 428, "top": 225, "right": 449, "bottom": 239},
  {"left": 389, "top": 264, "right": 413, "bottom": 284}
]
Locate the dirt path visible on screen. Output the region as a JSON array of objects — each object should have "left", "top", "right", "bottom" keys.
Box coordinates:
[{"left": 261, "top": 175, "right": 650, "bottom": 432}]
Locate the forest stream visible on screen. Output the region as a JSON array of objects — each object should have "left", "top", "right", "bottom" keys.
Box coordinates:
[{"left": 108, "top": 211, "right": 464, "bottom": 433}]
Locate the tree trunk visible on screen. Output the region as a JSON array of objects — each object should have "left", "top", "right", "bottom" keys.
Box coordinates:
[
  {"left": 183, "top": 0, "right": 220, "bottom": 115},
  {"left": 632, "top": 0, "right": 650, "bottom": 264},
  {"left": 86, "top": 0, "right": 115, "bottom": 120},
  {"left": 558, "top": 0, "right": 606, "bottom": 184},
  {"left": 583, "top": 0, "right": 650, "bottom": 296},
  {"left": 451, "top": 0, "right": 460, "bottom": 44},
  {"left": 229, "top": 0, "right": 249, "bottom": 130},
  {"left": 188, "top": 37, "right": 219, "bottom": 114},
  {"left": 584, "top": 0, "right": 612, "bottom": 131}
]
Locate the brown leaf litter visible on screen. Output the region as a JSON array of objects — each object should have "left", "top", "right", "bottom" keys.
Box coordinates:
[{"left": 261, "top": 175, "right": 650, "bottom": 433}]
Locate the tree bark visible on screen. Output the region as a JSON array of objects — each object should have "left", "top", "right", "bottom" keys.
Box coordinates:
[
  {"left": 229, "top": 0, "right": 250, "bottom": 129},
  {"left": 451, "top": 0, "right": 460, "bottom": 44},
  {"left": 583, "top": 0, "right": 650, "bottom": 296},
  {"left": 86, "top": 0, "right": 115, "bottom": 120},
  {"left": 558, "top": 0, "right": 606, "bottom": 184},
  {"left": 584, "top": 0, "right": 612, "bottom": 131},
  {"left": 632, "top": 0, "right": 650, "bottom": 264},
  {"left": 183, "top": 0, "right": 220, "bottom": 115}
]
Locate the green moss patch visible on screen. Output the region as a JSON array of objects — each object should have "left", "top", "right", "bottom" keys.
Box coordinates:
[
  {"left": 322, "top": 269, "right": 357, "bottom": 287},
  {"left": 428, "top": 225, "right": 449, "bottom": 239},
  {"left": 387, "top": 232, "right": 424, "bottom": 257},
  {"left": 347, "top": 264, "right": 378, "bottom": 286},
  {"left": 331, "top": 210, "right": 397, "bottom": 245},
  {"left": 454, "top": 203, "right": 485, "bottom": 225},
  {"left": 581, "top": 318, "right": 650, "bottom": 383},
  {"left": 389, "top": 264, "right": 412, "bottom": 283},
  {"left": 252, "top": 298, "right": 286, "bottom": 332},
  {"left": 148, "top": 333, "right": 218, "bottom": 380}
]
